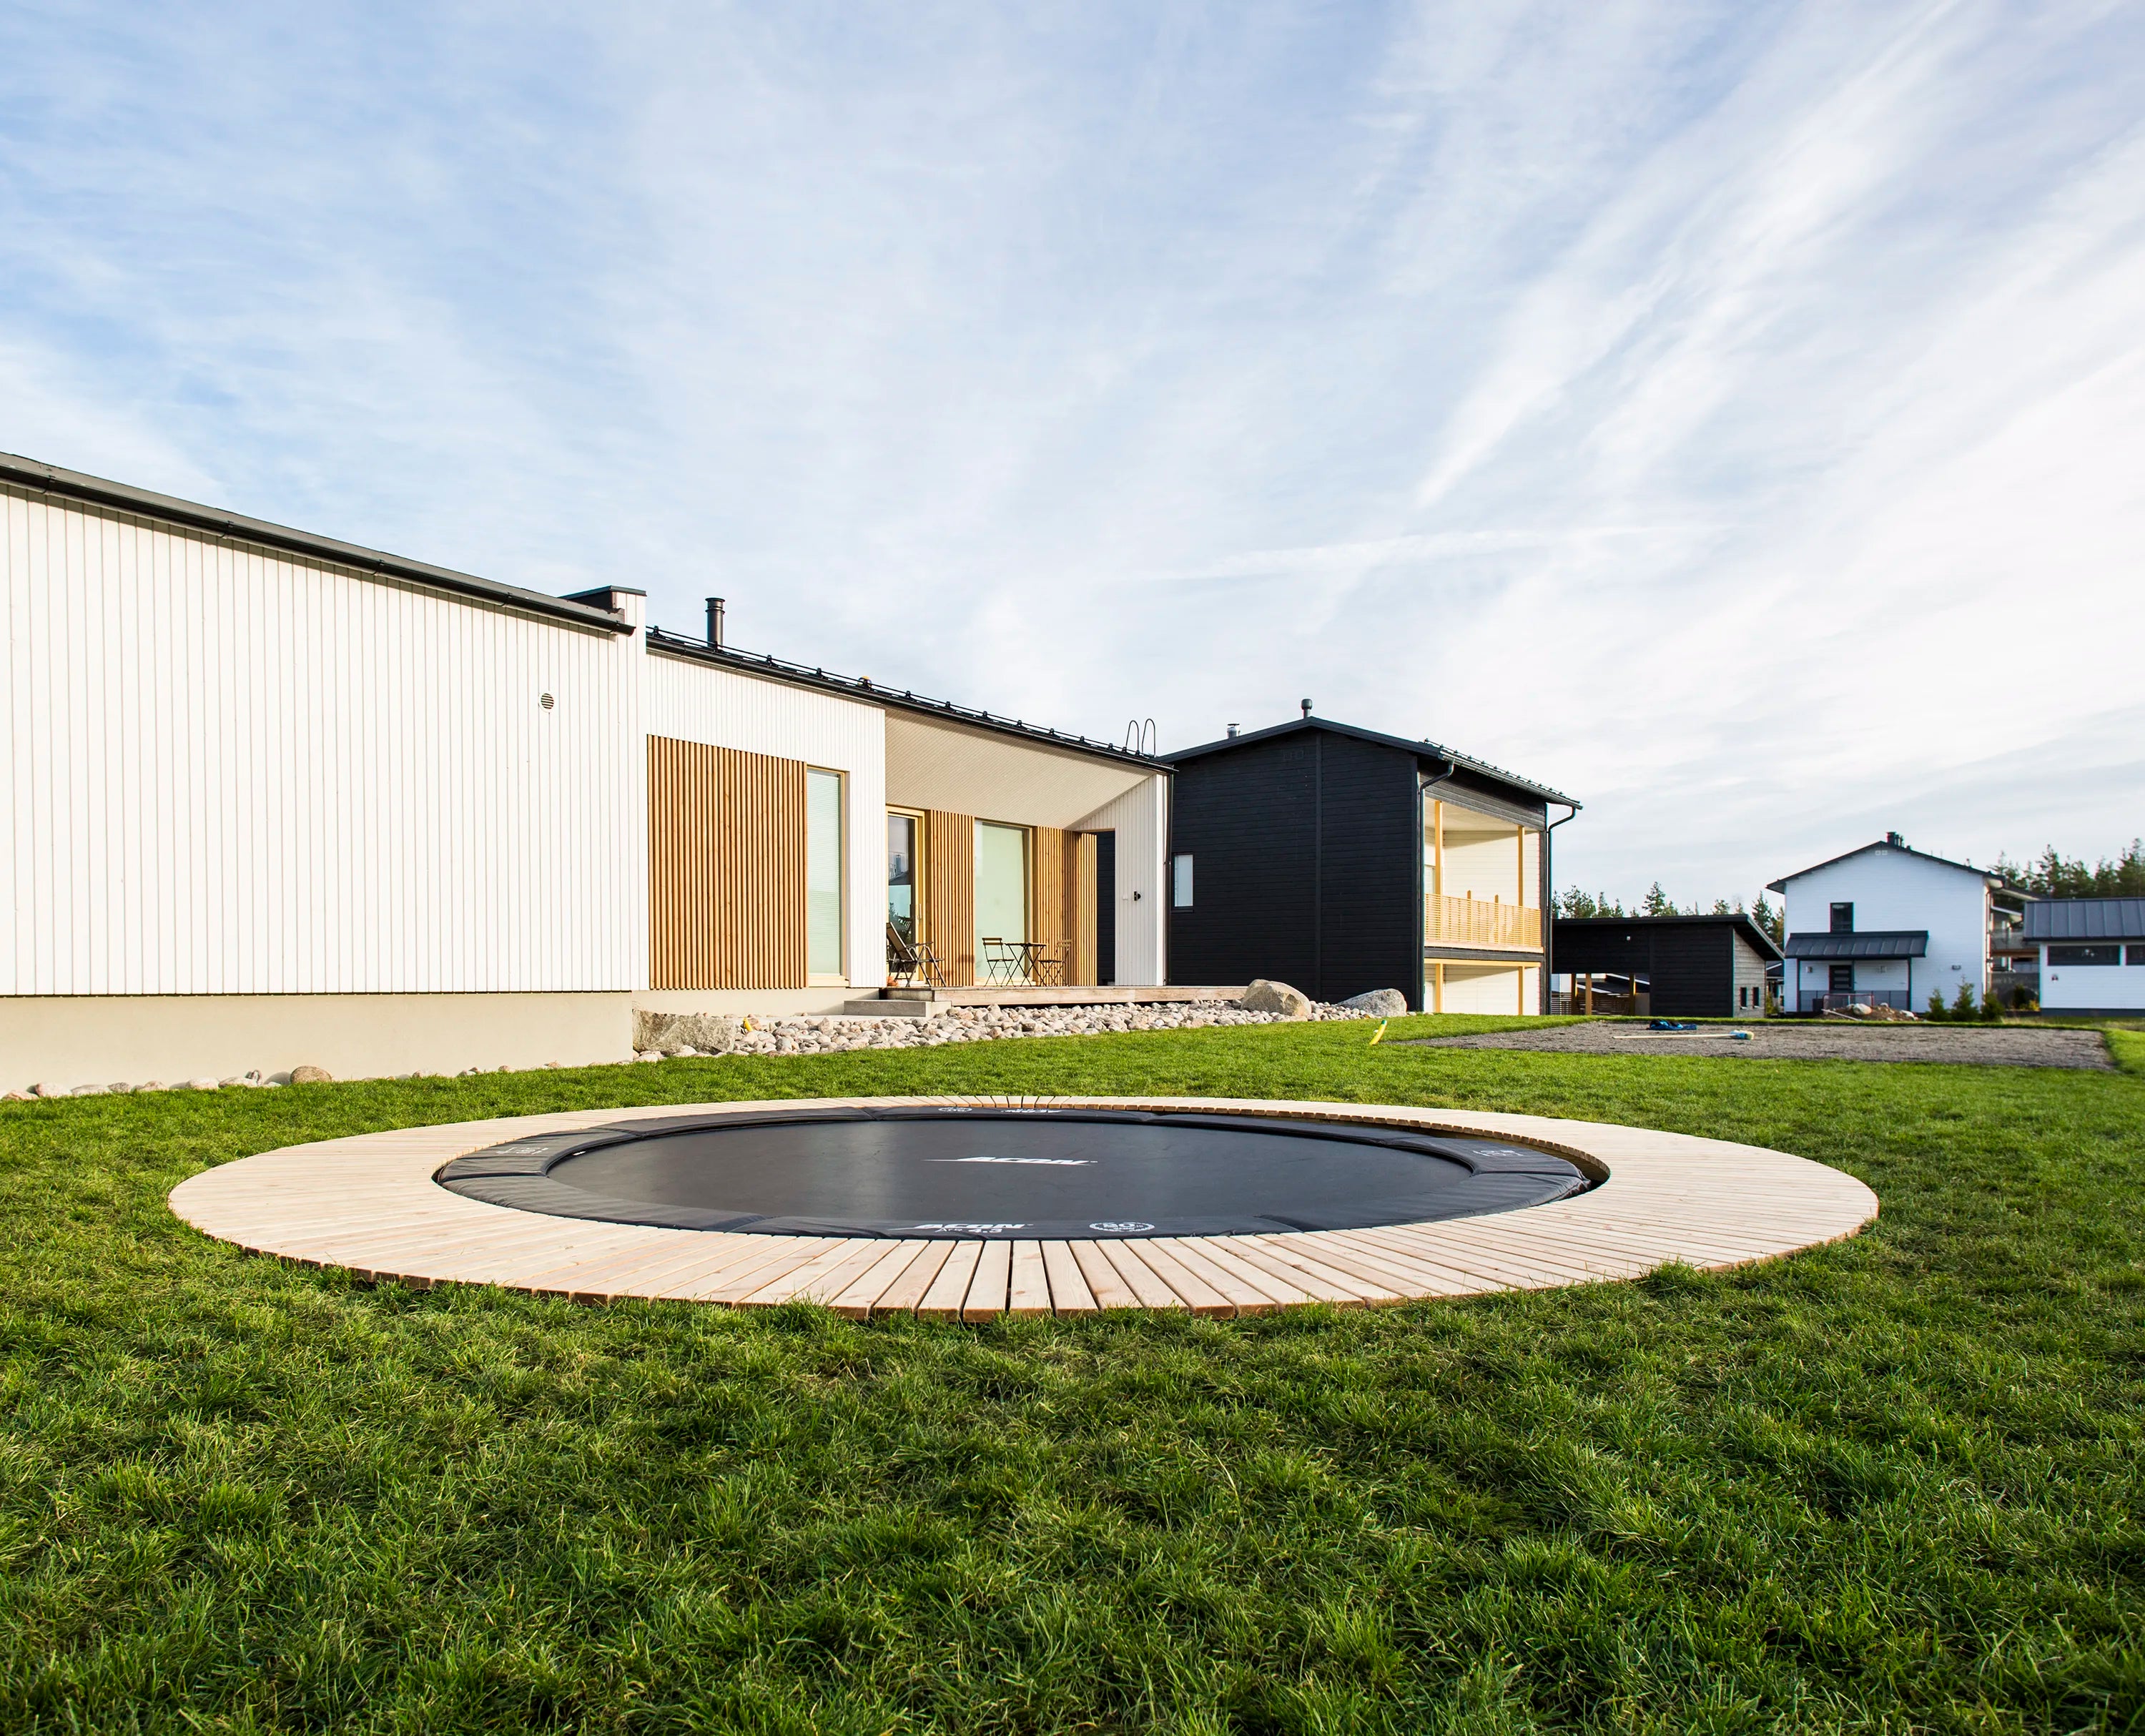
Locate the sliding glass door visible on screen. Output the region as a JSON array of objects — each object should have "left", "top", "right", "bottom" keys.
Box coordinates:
[{"left": 975, "top": 821, "right": 1028, "bottom": 980}]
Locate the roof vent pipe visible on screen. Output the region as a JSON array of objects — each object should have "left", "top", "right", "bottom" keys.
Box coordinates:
[
  {"left": 706, "top": 596, "right": 726, "bottom": 648},
  {"left": 1226, "top": 723, "right": 1239, "bottom": 737},
  {"left": 1300, "top": 698, "right": 1313, "bottom": 718}
]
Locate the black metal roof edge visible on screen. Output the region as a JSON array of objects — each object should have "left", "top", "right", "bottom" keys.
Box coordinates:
[
  {"left": 1781, "top": 928, "right": 1930, "bottom": 958},
  {"left": 1162, "top": 715, "right": 1576, "bottom": 807},
  {"left": 1553, "top": 912, "right": 1785, "bottom": 960},
  {"left": 1765, "top": 837, "right": 2028, "bottom": 894},
  {"left": 645, "top": 628, "right": 1174, "bottom": 770},
  {"left": 1782, "top": 927, "right": 1930, "bottom": 939},
  {"left": 2021, "top": 897, "right": 2145, "bottom": 940},
  {"left": 0, "top": 451, "right": 633, "bottom": 635}
]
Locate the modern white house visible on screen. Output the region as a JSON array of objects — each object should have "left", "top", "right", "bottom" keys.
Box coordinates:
[
  {"left": 1, "top": 453, "right": 1171, "bottom": 1088},
  {"left": 1768, "top": 834, "right": 2026, "bottom": 1014},
  {"left": 2026, "top": 899, "right": 2145, "bottom": 1013}
]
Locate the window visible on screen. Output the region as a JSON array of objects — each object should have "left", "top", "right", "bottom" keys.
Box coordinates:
[
  {"left": 2048, "top": 944, "right": 2119, "bottom": 967},
  {"left": 1171, "top": 853, "right": 1194, "bottom": 908},
  {"left": 2131, "top": 946, "right": 2145, "bottom": 966},
  {"left": 806, "top": 769, "right": 844, "bottom": 980},
  {"left": 1830, "top": 902, "right": 1854, "bottom": 934}
]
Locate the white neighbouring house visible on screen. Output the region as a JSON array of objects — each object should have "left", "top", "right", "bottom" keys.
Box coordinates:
[
  {"left": 2026, "top": 899, "right": 2145, "bottom": 1014},
  {"left": 1767, "top": 834, "right": 2026, "bottom": 1015}
]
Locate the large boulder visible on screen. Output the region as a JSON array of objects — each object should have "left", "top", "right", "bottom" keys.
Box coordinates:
[
  {"left": 289, "top": 1065, "right": 333, "bottom": 1085},
  {"left": 634, "top": 1010, "right": 744, "bottom": 1054},
  {"left": 1239, "top": 979, "right": 1313, "bottom": 1020},
  {"left": 1338, "top": 987, "right": 1408, "bottom": 1017}
]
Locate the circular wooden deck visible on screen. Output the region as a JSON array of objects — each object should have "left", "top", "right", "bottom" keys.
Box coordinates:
[{"left": 168, "top": 1096, "right": 1878, "bottom": 1318}]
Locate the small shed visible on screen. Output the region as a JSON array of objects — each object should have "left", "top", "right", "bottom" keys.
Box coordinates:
[
  {"left": 1552, "top": 914, "right": 1782, "bottom": 1017},
  {"left": 2024, "top": 897, "right": 2145, "bottom": 1014}
]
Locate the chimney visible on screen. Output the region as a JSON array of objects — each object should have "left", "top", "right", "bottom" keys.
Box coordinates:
[
  {"left": 1300, "top": 698, "right": 1313, "bottom": 718},
  {"left": 706, "top": 596, "right": 726, "bottom": 648},
  {"left": 1885, "top": 830, "right": 1904, "bottom": 847}
]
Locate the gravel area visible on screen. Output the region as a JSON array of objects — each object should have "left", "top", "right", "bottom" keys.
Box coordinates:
[
  {"left": 643, "top": 998, "right": 1373, "bottom": 1061},
  {"left": 1396, "top": 1022, "right": 2115, "bottom": 1069}
]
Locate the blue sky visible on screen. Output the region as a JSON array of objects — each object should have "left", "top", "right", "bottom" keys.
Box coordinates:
[{"left": 4, "top": 1, "right": 2141, "bottom": 907}]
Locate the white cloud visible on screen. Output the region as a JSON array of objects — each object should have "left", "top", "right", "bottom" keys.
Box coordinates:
[{"left": 0, "top": 0, "right": 2139, "bottom": 904}]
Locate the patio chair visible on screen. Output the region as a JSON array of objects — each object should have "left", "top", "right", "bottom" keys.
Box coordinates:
[{"left": 887, "top": 922, "right": 945, "bottom": 988}]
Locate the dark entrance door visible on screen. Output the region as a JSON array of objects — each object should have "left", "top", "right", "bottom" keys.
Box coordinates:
[
  {"left": 1095, "top": 832, "right": 1116, "bottom": 985},
  {"left": 1828, "top": 963, "right": 1853, "bottom": 994}
]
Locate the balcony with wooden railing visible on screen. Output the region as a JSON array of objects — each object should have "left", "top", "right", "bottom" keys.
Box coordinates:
[{"left": 1424, "top": 893, "right": 1542, "bottom": 952}]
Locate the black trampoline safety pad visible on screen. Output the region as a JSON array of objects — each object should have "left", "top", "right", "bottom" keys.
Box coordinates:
[{"left": 435, "top": 1105, "right": 1592, "bottom": 1241}]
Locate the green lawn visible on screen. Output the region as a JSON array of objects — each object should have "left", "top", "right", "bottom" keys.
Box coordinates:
[{"left": 4, "top": 1016, "right": 2142, "bottom": 1734}]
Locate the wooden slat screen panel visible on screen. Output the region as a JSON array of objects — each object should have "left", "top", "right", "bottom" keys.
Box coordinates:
[
  {"left": 1070, "top": 832, "right": 1097, "bottom": 985},
  {"left": 649, "top": 736, "right": 807, "bottom": 990},
  {"left": 923, "top": 810, "right": 975, "bottom": 987},
  {"left": 1032, "top": 825, "right": 1065, "bottom": 978}
]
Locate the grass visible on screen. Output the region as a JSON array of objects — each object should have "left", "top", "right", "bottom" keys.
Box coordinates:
[{"left": 2, "top": 1013, "right": 2142, "bottom": 1734}]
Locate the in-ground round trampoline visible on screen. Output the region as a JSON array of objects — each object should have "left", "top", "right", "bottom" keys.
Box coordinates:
[
  {"left": 435, "top": 1103, "right": 1592, "bottom": 1241},
  {"left": 169, "top": 1095, "right": 1880, "bottom": 1316}
]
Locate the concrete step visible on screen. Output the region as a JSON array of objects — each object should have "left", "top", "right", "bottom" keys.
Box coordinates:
[{"left": 842, "top": 997, "right": 935, "bottom": 1020}]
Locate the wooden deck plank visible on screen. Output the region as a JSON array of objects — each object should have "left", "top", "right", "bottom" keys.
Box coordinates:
[
  {"left": 867, "top": 1241, "right": 958, "bottom": 1317},
  {"left": 1253, "top": 1236, "right": 1450, "bottom": 1304},
  {"left": 1351, "top": 1225, "right": 1596, "bottom": 1288},
  {"left": 671, "top": 1237, "right": 839, "bottom": 1303},
  {"left": 1040, "top": 1241, "right": 1097, "bottom": 1313},
  {"left": 962, "top": 1241, "right": 1015, "bottom": 1321},
  {"left": 1224, "top": 1236, "right": 1392, "bottom": 1304},
  {"left": 1096, "top": 1240, "right": 1199, "bottom": 1312},
  {"left": 1153, "top": 1238, "right": 1303, "bottom": 1312},
  {"left": 827, "top": 1241, "right": 934, "bottom": 1318},
  {"left": 1006, "top": 1241, "right": 1052, "bottom": 1318},
  {"left": 1131, "top": 1239, "right": 1241, "bottom": 1315},
  {"left": 1306, "top": 1231, "right": 1513, "bottom": 1296},
  {"left": 917, "top": 1242, "right": 985, "bottom": 1321},
  {"left": 1068, "top": 1240, "right": 1140, "bottom": 1308},
  {"left": 747, "top": 1238, "right": 911, "bottom": 1307}
]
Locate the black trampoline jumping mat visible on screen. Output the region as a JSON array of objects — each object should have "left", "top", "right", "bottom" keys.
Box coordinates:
[{"left": 435, "top": 1105, "right": 1592, "bottom": 1240}]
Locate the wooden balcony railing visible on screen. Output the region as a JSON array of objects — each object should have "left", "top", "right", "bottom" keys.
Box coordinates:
[{"left": 1425, "top": 893, "right": 1541, "bottom": 952}]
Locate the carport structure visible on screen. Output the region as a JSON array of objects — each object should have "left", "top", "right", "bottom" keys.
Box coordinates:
[{"left": 1553, "top": 913, "right": 1782, "bottom": 1018}]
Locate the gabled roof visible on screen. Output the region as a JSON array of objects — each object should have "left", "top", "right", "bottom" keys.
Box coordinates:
[
  {"left": 1554, "top": 912, "right": 1783, "bottom": 961},
  {"left": 0, "top": 451, "right": 633, "bottom": 634},
  {"left": 646, "top": 628, "right": 1172, "bottom": 770},
  {"left": 1163, "top": 716, "right": 1576, "bottom": 807},
  {"left": 2022, "top": 898, "right": 2145, "bottom": 942},
  {"left": 1782, "top": 930, "right": 1928, "bottom": 960},
  {"left": 1767, "top": 839, "right": 2008, "bottom": 894}
]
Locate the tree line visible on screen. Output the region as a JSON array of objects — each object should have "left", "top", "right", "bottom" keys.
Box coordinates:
[
  {"left": 1556, "top": 884, "right": 1784, "bottom": 943},
  {"left": 1556, "top": 835, "right": 2144, "bottom": 946},
  {"left": 1992, "top": 839, "right": 2145, "bottom": 897}
]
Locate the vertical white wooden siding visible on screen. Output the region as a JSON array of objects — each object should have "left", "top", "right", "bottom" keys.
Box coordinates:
[
  {"left": 1, "top": 485, "right": 638, "bottom": 995},
  {"left": 1073, "top": 775, "right": 1168, "bottom": 985},
  {"left": 644, "top": 651, "right": 886, "bottom": 989}
]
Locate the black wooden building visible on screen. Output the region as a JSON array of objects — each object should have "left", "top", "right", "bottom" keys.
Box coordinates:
[
  {"left": 1163, "top": 716, "right": 1577, "bottom": 1012},
  {"left": 1552, "top": 914, "right": 1782, "bottom": 1017}
]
